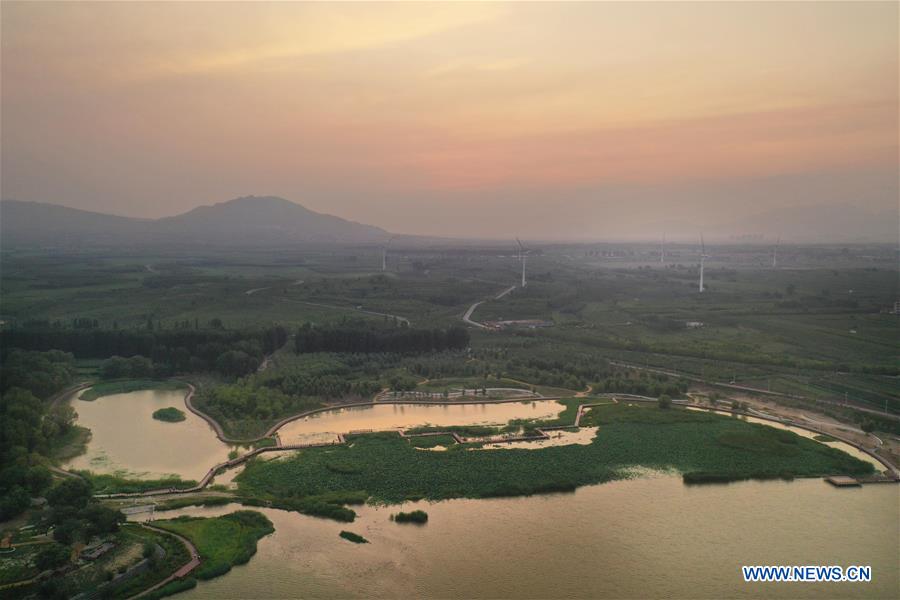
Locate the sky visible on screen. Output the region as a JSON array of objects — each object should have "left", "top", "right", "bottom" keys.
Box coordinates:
[{"left": 2, "top": 1, "right": 897, "bottom": 241}]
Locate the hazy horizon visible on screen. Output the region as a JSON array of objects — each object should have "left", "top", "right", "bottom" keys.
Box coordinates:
[{"left": 2, "top": 1, "right": 897, "bottom": 241}]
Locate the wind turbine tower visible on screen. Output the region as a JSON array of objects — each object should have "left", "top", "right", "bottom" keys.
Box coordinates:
[
  {"left": 516, "top": 237, "right": 528, "bottom": 287},
  {"left": 699, "top": 234, "right": 708, "bottom": 293},
  {"left": 772, "top": 235, "right": 780, "bottom": 268},
  {"left": 660, "top": 233, "right": 666, "bottom": 264},
  {"left": 381, "top": 236, "right": 394, "bottom": 272}
]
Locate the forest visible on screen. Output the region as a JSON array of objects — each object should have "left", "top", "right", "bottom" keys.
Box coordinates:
[
  {"left": 295, "top": 322, "right": 469, "bottom": 354},
  {"left": 1, "top": 325, "right": 289, "bottom": 379},
  {"left": 0, "top": 350, "right": 78, "bottom": 520}
]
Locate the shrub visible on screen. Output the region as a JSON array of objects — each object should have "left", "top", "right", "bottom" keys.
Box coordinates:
[
  {"left": 152, "top": 407, "right": 186, "bottom": 422},
  {"left": 339, "top": 530, "right": 368, "bottom": 544},
  {"left": 392, "top": 510, "right": 428, "bottom": 524}
]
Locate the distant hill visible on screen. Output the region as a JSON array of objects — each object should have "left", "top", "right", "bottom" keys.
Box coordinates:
[
  {"left": 0, "top": 196, "right": 390, "bottom": 246},
  {"left": 155, "top": 196, "right": 387, "bottom": 243},
  {"left": 0, "top": 200, "right": 146, "bottom": 245}
]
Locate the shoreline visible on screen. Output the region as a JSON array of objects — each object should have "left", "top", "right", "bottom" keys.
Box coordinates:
[{"left": 70, "top": 385, "right": 895, "bottom": 500}]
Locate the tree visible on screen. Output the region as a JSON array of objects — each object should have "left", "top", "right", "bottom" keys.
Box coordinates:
[
  {"left": 81, "top": 504, "right": 125, "bottom": 537},
  {"left": 46, "top": 478, "right": 92, "bottom": 510},
  {"left": 861, "top": 421, "right": 876, "bottom": 434},
  {"left": 35, "top": 544, "right": 70, "bottom": 571},
  {"left": 657, "top": 394, "right": 672, "bottom": 409},
  {"left": 215, "top": 350, "right": 260, "bottom": 378},
  {"left": 52, "top": 518, "right": 84, "bottom": 545},
  {"left": 0, "top": 486, "right": 30, "bottom": 520},
  {"left": 25, "top": 466, "right": 53, "bottom": 495}
]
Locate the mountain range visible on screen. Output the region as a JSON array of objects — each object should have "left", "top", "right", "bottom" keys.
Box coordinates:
[{"left": 0, "top": 196, "right": 390, "bottom": 246}]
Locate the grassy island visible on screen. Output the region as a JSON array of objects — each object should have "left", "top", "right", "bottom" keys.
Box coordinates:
[
  {"left": 339, "top": 530, "right": 369, "bottom": 544},
  {"left": 153, "top": 406, "right": 186, "bottom": 422},
  {"left": 393, "top": 510, "right": 428, "bottom": 523},
  {"left": 152, "top": 510, "right": 274, "bottom": 580},
  {"left": 236, "top": 403, "right": 874, "bottom": 504}
]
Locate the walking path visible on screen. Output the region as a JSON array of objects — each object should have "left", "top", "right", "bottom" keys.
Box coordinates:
[
  {"left": 100, "top": 384, "right": 899, "bottom": 500},
  {"left": 59, "top": 375, "right": 897, "bottom": 501},
  {"left": 373, "top": 387, "right": 541, "bottom": 402},
  {"left": 610, "top": 360, "right": 899, "bottom": 421},
  {"left": 129, "top": 525, "right": 200, "bottom": 599},
  {"left": 280, "top": 297, "right": 410, "bottom": 325}
]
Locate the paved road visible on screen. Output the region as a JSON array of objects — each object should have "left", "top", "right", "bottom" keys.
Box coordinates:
[
  {"left": 462, "top": 285, "right": 517, "bottom": 328},
  {"left": 462, "top": 300, "right": 489, "bottom": 328}
]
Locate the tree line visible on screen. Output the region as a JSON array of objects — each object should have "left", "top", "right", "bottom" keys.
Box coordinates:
[
  {"left": 2, "top": 325, "right": 289, "bottom": 379},
  {"left": 0, "top": 350, "right": 78, "bottom": 520},
  {"left": 2, "top": 326, "right": 287, "bottom": 360},
  {"left": 295, "top": 322, "right": 469, "bottom": 354}
]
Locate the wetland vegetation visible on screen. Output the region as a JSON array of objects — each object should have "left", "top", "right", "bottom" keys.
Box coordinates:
[
  {"left": 235, "top": 403, "right": 874, "bottom": 504},
  {"left": 338, "top": 530, "right": 368, "bottom": 544},
  {"left": 152, "top": 510, "right": 274, "bottom": 580},
  {"left": 392, "top": 510, "right": 428, "bottom": 524},
  {"left": 81, "top": 379, "right": 186, "bottom": 401},
  {"left": 152, "top": 407, "right": 186, "bottom": 422}
]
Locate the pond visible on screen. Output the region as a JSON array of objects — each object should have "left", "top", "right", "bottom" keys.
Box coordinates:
[
  {"left": 276, "top": 400, "right": 565, "bottom": 445},
  {"left": 64, "top": 387, "right": 232, "bottom": 481}
]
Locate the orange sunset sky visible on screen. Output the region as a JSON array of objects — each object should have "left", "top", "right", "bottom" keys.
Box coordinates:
[{"left": 2, "top": 1, "right": 897, "bottom": 240}]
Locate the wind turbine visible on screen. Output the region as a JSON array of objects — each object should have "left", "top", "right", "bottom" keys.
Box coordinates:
[
  {"left": 381, "top": 236, "right": 394, "bottom": 272},
  {"left": 699, "top": 234, "right": 708, "bottom": 293},
  {"left": 772, "top": 235, "right": 780, "bottom": 268},
  {"left": 516, "top": 237, "right": 528, "bottom": 287}
]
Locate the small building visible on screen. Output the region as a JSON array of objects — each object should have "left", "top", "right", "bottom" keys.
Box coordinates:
[
  {"left": 685, "top": 321, "right": 704, "bottom": 328},
  {"left": 81, "top": 542, "right": 116, "bottom": 561}
]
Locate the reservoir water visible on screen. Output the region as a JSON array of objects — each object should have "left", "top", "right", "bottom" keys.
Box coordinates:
[
  {"left": 63, "top": 387, "right": 232, "bottom": 481},
  {"left": 276, "top": 400, "right": 563, "bottom": 444},
  {"left": 65, "top": 389, "right": 566, "bottom": 477},
  {"left": 72, "top": 387, "right": 897, "bottom": 597},
  {"left": 154, "top": 476, "right": 899, "bottom": 599}
]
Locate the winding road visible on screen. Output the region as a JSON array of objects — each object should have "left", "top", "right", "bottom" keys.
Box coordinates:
[{"left": 462, "top": 285, "right": 516, "bottom": 328}]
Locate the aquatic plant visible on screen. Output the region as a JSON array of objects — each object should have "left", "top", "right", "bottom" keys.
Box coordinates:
[
  {"left": 236, "top": 404, "right": 874, "bottom": 504},
  {"left": 392, "top": 510, "right": 428, "bottom": 524},
  {"left": 339, "top": 530, "right": 368, "bottom": 544}
]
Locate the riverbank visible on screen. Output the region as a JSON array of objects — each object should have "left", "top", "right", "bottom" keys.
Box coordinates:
[{"left": 81, "top": 380, "right": 187, "bottom": 402}]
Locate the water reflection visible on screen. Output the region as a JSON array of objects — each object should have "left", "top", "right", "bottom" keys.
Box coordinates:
[
  {"left": 277, "top": 401, "right": 563, "bottom": 445},
  {"left": 64, "top": 388, "right": 231, "bottom": 481},
  {"left": 154, "top": 476, "right": 899, "bottom": 599}
]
